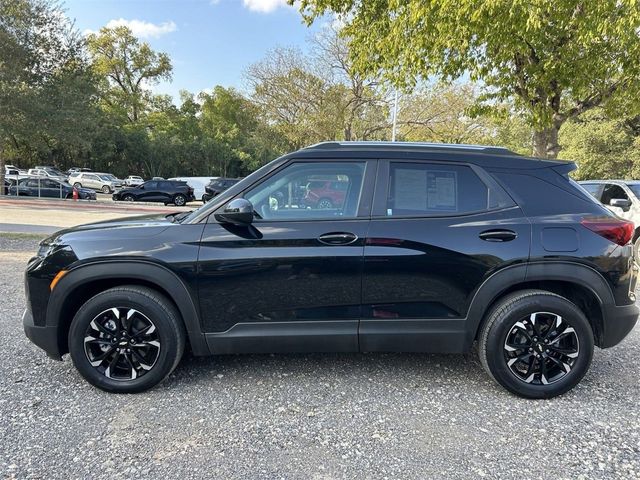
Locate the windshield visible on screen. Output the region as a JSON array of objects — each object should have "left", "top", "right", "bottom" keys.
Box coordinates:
[
  {"left": 627, "top": 184, "right": 640, "bottom": 198},
  {"left": 99, "top": 175, "right": 112, "bottom": 181}
]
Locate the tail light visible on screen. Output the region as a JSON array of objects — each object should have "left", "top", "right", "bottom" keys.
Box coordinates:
[{"left": 581, "top": 217, "right": 634, "bottom": 246}]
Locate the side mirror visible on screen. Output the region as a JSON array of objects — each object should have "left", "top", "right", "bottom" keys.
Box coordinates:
[
  {"left": 215, "top": 198, "right": 254, "bottom": 226},
  {"left": 610, "top": 198, "right": 631, "bottom": 209}
]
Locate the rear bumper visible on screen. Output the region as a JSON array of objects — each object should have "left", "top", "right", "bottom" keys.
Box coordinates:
[
  {"left": 601, "top": 302, "right": 639, "bottom": 348},
  {"left": 23, "top": 309, "right": 62, "bottom": 360}
]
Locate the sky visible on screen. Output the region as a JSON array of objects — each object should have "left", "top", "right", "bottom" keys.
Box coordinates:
[{"left": 65, "top": 0, "right": 325, "bottom": 100}]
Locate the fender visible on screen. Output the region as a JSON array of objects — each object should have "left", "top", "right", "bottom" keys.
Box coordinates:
[
  {"left": 46, "top": 259, "right": 210, "bottom": 356},
  {"left": 464, "top": 261, "right": 612, "bottom": 348}
]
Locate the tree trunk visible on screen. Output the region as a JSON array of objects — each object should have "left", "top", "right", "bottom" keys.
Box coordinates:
[{"left": 532, "top": 124, "right": 562, "bottom": 159}]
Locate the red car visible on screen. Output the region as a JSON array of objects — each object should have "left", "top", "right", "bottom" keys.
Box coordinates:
[{"left": 303, "top": 180, "right": 348, "bottom": 209}]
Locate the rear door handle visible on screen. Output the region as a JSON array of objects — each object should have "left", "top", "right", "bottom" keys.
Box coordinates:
[
  {"left": 479, "top": 229, "right": 518, "bottom": 242},
  {"left": 318, "top": 232, "right": 358, "bottom": 245}
]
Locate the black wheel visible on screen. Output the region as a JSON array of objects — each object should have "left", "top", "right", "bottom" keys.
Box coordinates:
[
  {"left": 173, "top": 194, "right": 186, "bottom": 206},
  {"left": 317, "top": 198, "right": 333, "bottom": 209},
  {"left": 122, "top": 194, "right": 135, "bottom": 202},
  {"left": 68, "top": 286, "right": 186, "bottom": 393},
  {"left": 478, "top": 289, "right": 593, "bottom": 399},
  {"left": 73, "top": 182, "right": 82, "bottom": 189},
  {"left": 102, "top": 185, "right": 111, "bottom": 194}
]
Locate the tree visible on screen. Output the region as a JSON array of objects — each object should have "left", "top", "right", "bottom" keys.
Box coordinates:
[
  {"left": 87, "top": 25, "right": 172, "bottom": 124},
  {"left": 295, "top": 0, "right": 640, "bottom": 158},
  {"left": 1, "top": 0, "right": 96, "bottom": 192},
  {"left": 311, "top": 24, "right": 390, "bottom": 141},
  {"left": 560, "top": 110, "right": 639, "bottom": 180}
]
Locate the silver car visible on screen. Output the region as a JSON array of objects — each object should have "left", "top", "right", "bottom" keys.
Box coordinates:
[{"left": 69, "top": 172, "right": 123, "bottom": 194}]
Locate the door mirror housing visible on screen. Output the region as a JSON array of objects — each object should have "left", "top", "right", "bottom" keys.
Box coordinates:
[
  {"left": 215, "top": 198, "right": 254, "bottom": 226},
  {"left": 610, "top": 198, "right": 631, "bottom": 209}
]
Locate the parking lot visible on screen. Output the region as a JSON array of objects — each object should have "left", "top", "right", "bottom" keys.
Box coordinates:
[{"left": 0, "top": 230, "right": 639, "bottom": 479}]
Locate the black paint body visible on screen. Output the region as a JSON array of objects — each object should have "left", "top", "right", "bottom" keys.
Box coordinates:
[{"left": 23, "top": 143, "right": 639, "bottom": 359}]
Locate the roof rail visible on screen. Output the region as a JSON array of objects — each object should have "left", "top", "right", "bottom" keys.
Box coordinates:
[{"left": 303, "top": 141, "right": 517, "bottom": 155}]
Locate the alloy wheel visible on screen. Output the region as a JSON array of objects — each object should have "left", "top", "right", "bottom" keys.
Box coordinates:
[
  {"left": 503, "top": 312, "right": 579, "bottom": 385},
  {"left": 317, "top": 199, "right": 333, "bottom": 209},
  {"left": 83, "top": 307, "right": 161, "bottom": 381}
]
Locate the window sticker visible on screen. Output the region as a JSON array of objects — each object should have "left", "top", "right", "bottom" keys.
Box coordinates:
[
  {"left": 427, "top": 171, "right": 457, "bottom": 211},
  {"left": 394, "top": 168, "right": 428, "bottom": 210}
]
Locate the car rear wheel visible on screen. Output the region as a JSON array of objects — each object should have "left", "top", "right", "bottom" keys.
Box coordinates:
[
  {"left": 478, "top": 289, "right": 593, "bottom": 399},
  {"left": 102, "top": 185, "right": 111, "bottom": 194},
  {"left": 173, "top": 194, "right": 186, "bottom": 206},
  {"left": 68, "top": 286, "right": 186, "bottom": 393},
  {"left": 122, "top": 194, "right": 135, "bottom": 202}
]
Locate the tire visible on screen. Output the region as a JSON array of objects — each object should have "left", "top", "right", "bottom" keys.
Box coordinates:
[
  {"left": 68, "top": 286, "right": 186, "bottom": 393},
  {"left": 173, "top": 194, "right": 186, "bottom": 206},
  {"left": 102, "top": 185, "right": 111, "bottom": 194},
  {"left": 73, "top": 182, "right": 82, "bottom": 189},
  {"left": 122, "top": 194, "right": 135, "bottom": 202},
  {"left": 317, "top": 198, "right": 333, "bottom": 209},
  {"left": 478, "top": 289, "right": 594, "bottom": 399}
]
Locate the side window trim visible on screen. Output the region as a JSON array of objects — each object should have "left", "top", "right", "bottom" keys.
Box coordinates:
[{"left": 371, "top": 159, "right": 514, "bottom": 219}]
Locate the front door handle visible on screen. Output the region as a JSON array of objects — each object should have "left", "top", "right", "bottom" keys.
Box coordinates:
[
  {"left": 479, "top": 229, "right": 518, "bottom": 242},
  {"left": 318, "top": 232, "right": 358, "bottom": 245}
]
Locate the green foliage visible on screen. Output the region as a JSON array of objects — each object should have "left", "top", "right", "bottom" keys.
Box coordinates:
[
  {"left": 87, "top": 25, "right": 172, "bottom": 123},
  {"left": 0, "top": 0, "right": 97, "bottom": 180},
  {"left": 295, "top": 0, "right": 640, "bottom": 158},
  {"left": 560, "top": 111, "right": 639, "bottom": 180}
]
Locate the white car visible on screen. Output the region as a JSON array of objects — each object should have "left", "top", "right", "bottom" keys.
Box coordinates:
[
  {"left": 27, "top": 168, "right": 67, "bottom": 182},
  {"left": 124, "top": 175, "right": 144, "bottom": 187},
  {"left": 169, "top": 176, "right": 217, "bottom": 202},
  {"left": 69, "top": 172, "right": 123, "bottom": 194},
  {"left": 579, "top": 180, "right": 640, "bottom": 253}
]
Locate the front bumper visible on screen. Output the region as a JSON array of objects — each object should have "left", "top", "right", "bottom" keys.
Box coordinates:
[
  {"left": 601, "top": 302, "right": 639, "bottom": 348},
  {"left": 23, "top": 309, "right": 62, "bottom": 360}
]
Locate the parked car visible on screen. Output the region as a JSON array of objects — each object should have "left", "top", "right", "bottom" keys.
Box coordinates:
[
  {"left": 112, "top": 179, "right": 195, "bottom": 206},
  {"left": 124, "top": 175, "right": 144, "bottom": 187},
  {"left": 202, "top": 177, "right": 240, "bottom": 202},
  {"left": 69, "top": 172, "right": 123, "bottom": 194},
  {"left": 27, "top": 168, "right": 67, "bottom": 182},
  {"left": 10, "top": 178, "right": 96, "bottom": 200},
  {"left": 579, "top": 180, "right": 640, "bottom": 255},
  {"left": 302, "top": 179, "right": 348, "bottom": 209},
  {"left": 169, "top": 177, "right": 215, "bottom": 202},
  {"left": 66, "top": 167, "right": 92, "bottom": 175},
  {"left": 23, "top": 142, "right": 638, "bottom": 397}
]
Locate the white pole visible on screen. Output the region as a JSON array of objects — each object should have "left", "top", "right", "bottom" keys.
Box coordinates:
[{"left": 391, "top": 89, "right": 399, "bottom": 141}]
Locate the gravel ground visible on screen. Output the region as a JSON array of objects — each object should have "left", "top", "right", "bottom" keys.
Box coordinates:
[{"left": 1, "top": 235, "right": 639, "bottom": 479}]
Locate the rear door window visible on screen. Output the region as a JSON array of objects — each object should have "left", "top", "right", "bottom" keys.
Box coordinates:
[{"left": 385, "top": 162, "right": 489, "bottom": 217}]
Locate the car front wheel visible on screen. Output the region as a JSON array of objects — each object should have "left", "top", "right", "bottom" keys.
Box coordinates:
[
  {"left": 102, "top": 185, "right": 111, "bottom": 194},
  {"left": 122, "top": 194, "right": 135, "bottom": 202},
  {"left": 478, "top": 289, "right": 593, "bottom": 399},
  {"left": 68, "top": 286, "right": 186, "bottom": 393}
]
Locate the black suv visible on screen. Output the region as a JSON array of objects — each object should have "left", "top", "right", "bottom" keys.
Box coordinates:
[
  {"left": 23, "top": 142, "right": 638, "bottom": 398},
  {"left": 112, "top": 180, "right": 195, "bottom": 206},
  {"left": 202, "top": 177, "right": 240, "bottom": 202}
]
